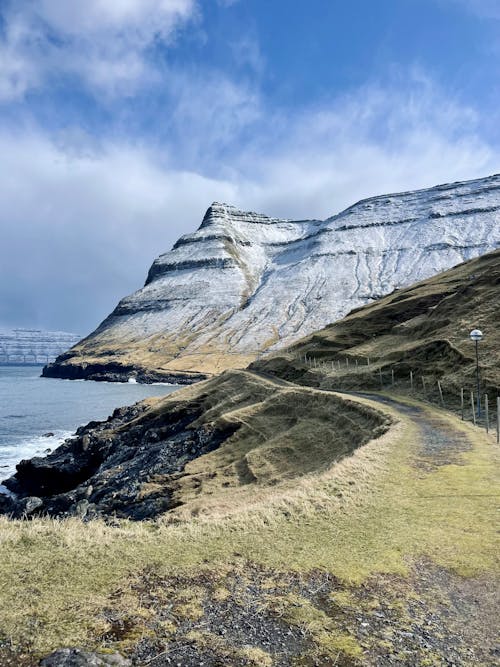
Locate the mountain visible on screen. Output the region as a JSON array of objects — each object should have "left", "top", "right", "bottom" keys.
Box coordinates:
[
  {"left": 5, "top": 249, "right": 499, "bottom": 520},
  {"left": 254, "top": 248, "right": 500, "bottom": 408},
  {"left": 0, "top": 328, "right": 80, "bottom": 365},
  {"left": 44, "top": 174, "right": 500, "bottom": 382}
]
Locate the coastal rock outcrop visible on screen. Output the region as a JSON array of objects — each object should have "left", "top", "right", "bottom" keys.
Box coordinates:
[
  {"left": 0, "top": 370, "right": 391, "bottom": 520},
  {"left": 45, "top": 175, "right": 500, "bottom": 380}
]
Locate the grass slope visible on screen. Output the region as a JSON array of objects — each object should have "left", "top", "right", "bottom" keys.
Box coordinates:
[
  {"left": 0, "top": 398, "right": 497, "bottom": 665},
  {"left": 254, "top": 249, "right": 500, "bottom": 407},
  {"left": 1, "top": 251, "right": 499, "bottom": 665}
]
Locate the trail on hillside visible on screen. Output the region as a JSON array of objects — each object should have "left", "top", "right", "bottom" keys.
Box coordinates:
[
  {"left": 246, "top": 371, "right": 499, "bottom": 666},
  {"left": 346, "top": 392, "right": 472, "bottom": 468},
  {"left": 250, "top": 370, "right": 473, "bottom": 467}
]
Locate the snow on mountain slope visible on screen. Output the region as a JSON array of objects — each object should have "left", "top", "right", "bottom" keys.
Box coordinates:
[
  {"left": 45, "top": 174, "right": 500, "bottom": 381},
  {"left": 0, "top": 329, "right": 81, "bottom": 364}
]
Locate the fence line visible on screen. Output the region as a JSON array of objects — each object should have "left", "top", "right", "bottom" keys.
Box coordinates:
[{"left": 301, "top": 353, "right": 498, "bottom": 437}]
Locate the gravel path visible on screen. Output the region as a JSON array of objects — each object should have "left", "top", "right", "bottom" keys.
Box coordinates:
[{"left": 348, "top": 392, "right": 471, "bottom": 468}]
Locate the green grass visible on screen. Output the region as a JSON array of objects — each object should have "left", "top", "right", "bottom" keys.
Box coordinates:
[{"left": 0, "top": 397, "right": 497, "bottom": 659}]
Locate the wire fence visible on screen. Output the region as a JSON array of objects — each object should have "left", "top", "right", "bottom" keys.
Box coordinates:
[{"left": 299, "top": 353, "right": 499, "bottom": 442}]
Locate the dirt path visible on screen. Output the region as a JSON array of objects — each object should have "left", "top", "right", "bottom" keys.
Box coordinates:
[
  {"left": 346, "top": 392, "right": 472, "bottom": 467},
  {"left": 244, "top": 373, "right": 500, "bottom": 666}
]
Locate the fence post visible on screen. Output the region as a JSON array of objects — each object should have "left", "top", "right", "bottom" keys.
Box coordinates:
[
  {"left": 355, "top": 359, "right": 358, "bottom": 369},
  {"left": 471, "top": 391, "right": 476, "bottom": 426},
  {"left": 485, "top": 394, "right": 489, "bottom": 434},
  {"left": 421, "top": 376, "right": 426, "bottom": 392},
  {"left": 346, "top": 357, "right": 349, "bottom": 367},
  {"left": 367, "top": 357, "right": 370, "bottom": 366},
  {"left": 331, "top": 360, "right": 334, "bottom": 370},
  {"left": 437, "top": 381, "right": 444, "bottom": 407},
  {"left": 461, "top": 388, "right": 464, "bottom": 420},
  {"left": 410, "top": 370, "right": 413, "bottom": 390},
  {"left": 379, "top": 367, "right": 383, "bottom": 389},
  {"left": 497, "top": 397, "right": 499, "bottom": 444},
  {"left": 391, "top": 368, "right": 395, "bottom": 387},
  {"left": 337, "top": 359, "right": 341, "bottom": 370}
]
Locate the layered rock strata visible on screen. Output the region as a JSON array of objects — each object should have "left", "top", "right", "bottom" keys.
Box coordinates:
[{"left": 45, "top": 174, "right": 500, "bottom": 381}]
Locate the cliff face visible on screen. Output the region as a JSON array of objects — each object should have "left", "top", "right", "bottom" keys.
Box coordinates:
[
  {"left": 45, "top": 174, "right": 500, "bottom": 381},
  {"left": 0, "top": 328, "right": 80, "bottom": 364}
]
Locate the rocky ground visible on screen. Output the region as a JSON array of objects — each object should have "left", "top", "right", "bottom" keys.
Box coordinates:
[
  {"left": 42, "top": 359, "right": 205, "bottom": 384},
  {"left": 4, "top": 559, "right": 497, "bottom": 666},
  {"left": 0, "top": 390, "right": 496, "bottom": 666}
]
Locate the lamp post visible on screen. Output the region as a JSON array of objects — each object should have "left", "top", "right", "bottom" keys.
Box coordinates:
[{"left": 469, "top": 329, "right": 483, "bottom": 418}]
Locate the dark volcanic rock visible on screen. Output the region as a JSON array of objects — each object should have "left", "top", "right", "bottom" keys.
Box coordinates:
[
  {"left": 1, "top": 395, "right": 237, "bottom": 520},
  {"left": 42, "top": 360, "right": 205, "bottom": 385}
]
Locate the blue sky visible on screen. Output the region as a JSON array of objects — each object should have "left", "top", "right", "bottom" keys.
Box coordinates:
[{"left": 1, "top": 0, "right": 499, "bottom": 332}]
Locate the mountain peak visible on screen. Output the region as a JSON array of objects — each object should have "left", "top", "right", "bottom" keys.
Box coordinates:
[
  {"left": 199, "top": 202, "right": 240, "bottom": 228},
  {"left": 46, "top": 173, "right": 500, "bottom": 380}
]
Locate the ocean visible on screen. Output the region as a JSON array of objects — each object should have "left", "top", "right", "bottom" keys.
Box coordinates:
[{"left": 0, "top": 365, "right": 180, "bottom": 489}]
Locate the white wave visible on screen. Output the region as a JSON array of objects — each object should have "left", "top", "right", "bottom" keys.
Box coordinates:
[{"left": 0, "top": 430, "right": 74, "bottom": 484}]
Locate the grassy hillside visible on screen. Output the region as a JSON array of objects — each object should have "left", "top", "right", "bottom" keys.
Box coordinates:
[
  {"left": 0, "top": 251, "right": 499, "bottom": 665},
  {"left": 0, "top": 396, "right": 497, "bottom": 666},
  {"left": 2, "top": 370, "right": 390, "bottom": 521},
  {"left": 254, "top": 249, "right": 500, "bottom": 414}
]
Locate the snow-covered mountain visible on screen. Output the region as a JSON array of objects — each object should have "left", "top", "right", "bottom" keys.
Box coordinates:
[
  {"left": 0, "top": 329, "right": 81, "bottom": 364},
  {"left": 45, "top": 174, "right": 500, "bottom": 381}
]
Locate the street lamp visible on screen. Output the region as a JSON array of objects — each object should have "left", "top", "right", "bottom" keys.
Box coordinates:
[{"left": 469, "top": 329, "right": 483, "bottom": 418}]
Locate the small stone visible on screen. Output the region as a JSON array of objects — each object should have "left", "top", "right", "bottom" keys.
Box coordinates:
[
  {"left": 73, "top": 499, "right": 89, "bottom": 519},
  {"left": 39, "top": 648, "right": 131, "bottom": 666},
  {"left": 21, "top": 496, "right": 43, "bottom": 515}
]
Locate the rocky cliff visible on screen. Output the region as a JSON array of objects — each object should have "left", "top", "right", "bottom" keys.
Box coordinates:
[
  {"left": 44, "top": 174, "right": 500, "bottom": 382},
  {"left": 0, "top": 328, "right": 80, "bottom": 365}
]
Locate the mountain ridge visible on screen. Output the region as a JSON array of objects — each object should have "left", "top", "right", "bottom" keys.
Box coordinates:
[{"left": 44, "top": 173, "right": 500, "bottom": 382}]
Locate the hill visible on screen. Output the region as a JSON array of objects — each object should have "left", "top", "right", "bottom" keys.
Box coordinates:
[
  {"left": 254, "top": 248, "right": 500, "bottom": 414},
  {"left": 44, "top": 174, "right": 500, "bottom": 383},
  {"left": 0, "top": 328, "right": 80, "bottom": 365},
  {"left": 0, "top": 250, "right": 498, "bottom": 666}
]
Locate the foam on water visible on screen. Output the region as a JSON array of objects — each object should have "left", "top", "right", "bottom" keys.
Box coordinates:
[
  {"left": 0, "top": 430, "right": 74, "bottom": 480},
  {"left": 0, "top": 365, "right": 181, "bottom": 491}
]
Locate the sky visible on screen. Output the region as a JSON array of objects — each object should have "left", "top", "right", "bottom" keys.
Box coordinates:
[{"left": 1, "top": 0, "right": 500, "bottom": 334}]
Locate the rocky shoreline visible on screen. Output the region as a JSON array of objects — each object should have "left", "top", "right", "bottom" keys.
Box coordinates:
[
  {"left": 42, "top": 358, "right": 207, "bottom": 385},
  {"left": 0, "top": 368, "right": 390, "bottom": 522},
  {"left": 0, "top": 392, "right": 235, "bottom": 520}
]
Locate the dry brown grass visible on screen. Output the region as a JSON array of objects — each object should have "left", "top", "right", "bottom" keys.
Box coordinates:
[{"left": 0, "top": 393, "right": 497, "bottom": 661}]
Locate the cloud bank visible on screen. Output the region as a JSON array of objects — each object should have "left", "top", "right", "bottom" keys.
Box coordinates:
[
  {"left": 0, "top": 0, "right": 197, "bottom": 99},
  {"left": 0, "top": 2, "right": 499, "bottom": 333}
]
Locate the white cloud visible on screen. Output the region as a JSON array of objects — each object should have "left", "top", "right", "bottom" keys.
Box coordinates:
[
  {"left": 0, "top": 0, "right": 198, "bottom": 100},
  {"left": 35, "top": 0, "right": 196, "bottom": 36},
  {"left": 0, "top": 130, "right": 237, "bottom": 330},
  {"left": 0, "top": 73, "right": 499, "bottom": 331},
  {"left": 166, "top": 68, "right": 262, "bottom": 162},
  {"left": 225, "top": 74, "right": 499, "bottom": 219}
]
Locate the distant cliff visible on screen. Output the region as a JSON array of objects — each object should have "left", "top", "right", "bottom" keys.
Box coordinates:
[
  {"left": 44, "top": 174, "right": 500, "bottom": 382},
  {"left": 0, "top": 328, "right": 80, "bottom": 365}
]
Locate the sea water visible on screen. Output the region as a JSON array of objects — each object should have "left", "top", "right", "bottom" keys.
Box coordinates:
[{"left": 0, "top": 366, "right": 181, "bottom": 487}]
